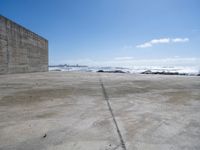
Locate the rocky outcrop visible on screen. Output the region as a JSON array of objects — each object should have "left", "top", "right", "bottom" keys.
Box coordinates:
[{"left": 141, "top": 70, "right": 187, "bottom": 75}]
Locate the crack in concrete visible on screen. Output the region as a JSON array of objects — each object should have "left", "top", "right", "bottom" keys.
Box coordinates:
[{"left": 99, "top": 78, "right": 127, "bottom": 150}]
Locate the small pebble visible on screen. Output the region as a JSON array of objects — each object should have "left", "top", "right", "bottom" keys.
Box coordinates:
[{"left": 43, "top": 134, "right": 47, "bottom": 138}]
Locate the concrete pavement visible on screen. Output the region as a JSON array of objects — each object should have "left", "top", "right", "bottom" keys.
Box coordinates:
[{"left": 0, "top": 72, "right": 200, "bottom": 150}]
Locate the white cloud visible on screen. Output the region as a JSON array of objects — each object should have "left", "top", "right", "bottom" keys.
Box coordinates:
[
  {"left": 136, "top": 42, "right": 152, "bottom": 48},
  {"left": 151, "top": 38, "right": 170, "bottom": 44},
  {"left": 101, "top": 57, "right": 199, "bottom": 67},
  {"left": 136, "top": 37, "right": 189, "bottom": 48},
  {"left": 172, "top": 38, "right": 189, "bottom": 43},
  {"left": 50, "top": 57, "right": 200, "bottom": 68}
]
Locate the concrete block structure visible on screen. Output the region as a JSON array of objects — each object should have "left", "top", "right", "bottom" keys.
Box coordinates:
[{"left": 0, "top": 15, "right": 48, "bottom": 74}]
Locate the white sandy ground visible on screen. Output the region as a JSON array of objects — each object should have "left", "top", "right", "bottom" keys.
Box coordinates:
[{"left": 0, "top": 72, "right": 200, "bottom": 150}]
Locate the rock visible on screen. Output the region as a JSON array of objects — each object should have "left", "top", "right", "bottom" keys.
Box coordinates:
[
  {"left": 43, "top": 134, "right": 47, "bottom": 138},
  {"left": 97, "top": 70, "right": 104, "bottom": 72},
  {"left": 111, "top": 70, "right": 125, "bottom": 73},
  {"left": 52, "top": 69, "right": 61, "bottom": 71},
  {"left": 97, "top": 70, "right": 125, "bottom": 73},
  {"left": 141, "top": 70, "right": 187, "bottom": 76},
  {"left": 141, "top": 70, "right": 152, "bottom": 74}
]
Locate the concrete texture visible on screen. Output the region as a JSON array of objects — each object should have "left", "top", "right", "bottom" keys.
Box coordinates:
[
  {"left": 0, "top": 72, "right": 200, "bottom": 150},
  {"left": 0, "top": 15, "right": 48, "bottom": 74}
]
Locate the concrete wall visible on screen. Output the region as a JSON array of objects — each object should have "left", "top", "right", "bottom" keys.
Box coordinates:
[{"left": 0, "top": 15, "right": 48, "bottom": 74}]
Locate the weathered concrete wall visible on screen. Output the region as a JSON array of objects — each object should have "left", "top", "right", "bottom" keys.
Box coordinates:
[{"left": 0, "top": 15, "right": 48, "bottom": 74}]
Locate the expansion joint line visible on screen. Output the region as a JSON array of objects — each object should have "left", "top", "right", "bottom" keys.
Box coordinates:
[{"left": 99, "top": 78, "right": 127, "bottom": 150}]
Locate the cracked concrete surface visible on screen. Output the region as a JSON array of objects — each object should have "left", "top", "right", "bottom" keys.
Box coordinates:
[{"left": 0, "top": 72, "right": 200, "bottom": 150}]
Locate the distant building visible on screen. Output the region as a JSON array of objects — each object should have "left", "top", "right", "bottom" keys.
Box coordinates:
[{"left": 0, "top": 15, "right": 48, "bottom": 74}]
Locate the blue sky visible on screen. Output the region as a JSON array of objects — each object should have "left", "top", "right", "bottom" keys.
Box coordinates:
[{"left": 0, "top": 0, "right": 200, "bottom": 66}]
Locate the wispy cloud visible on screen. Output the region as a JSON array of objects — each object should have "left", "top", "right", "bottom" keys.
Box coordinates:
[
  {"left": 52, "top": 57, "right": 200, "bottom": 67},
  {"left": 151, "top": 38, "right": 170, "bottom": 44},
  {"left": 114, "top": 57, "right": 133, "bottom": 60},
  {"left": 136, "top": 37, "right": 189, "bottom": 48},
  {"left": 123, "top": 45, "right": 132, "bottom": 49},
  {"left": 172, "top": 38, "right": 189, "bottom": 43},
  {"left": 136, "top": 42, "right": 152, "bottom": 48},
  {"left": 107, "top": 57, "right": 199, "bottom": 67}
]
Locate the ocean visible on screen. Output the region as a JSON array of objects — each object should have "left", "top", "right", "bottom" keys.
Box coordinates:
[{"left": 49, "top": 66, "right": 200, "bottom": 76}]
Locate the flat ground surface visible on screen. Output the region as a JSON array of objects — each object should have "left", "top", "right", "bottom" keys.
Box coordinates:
[{"left": 0, "top": 72, "right": 200, "bottom": 150}]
